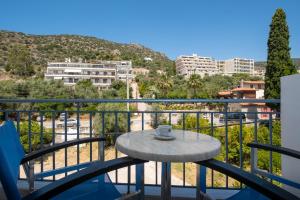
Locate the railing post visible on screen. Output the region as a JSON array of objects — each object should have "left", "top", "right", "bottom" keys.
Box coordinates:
[
  {"left": 196, "top": 165, "right": 206, "bottom": 200},
  {"left": 136, "top": 163, "right": 144, "bottom": 200},
  {"left": 161, "top": 162, "right": 171, "bottom": 200},
  {"left": 76, "top": 103, "right": 80, "bottom": 167},
  {"left": 29, "top": 160, "right": 34, "bottom": 192},
  {"left": 224, "top": 102, "right": 229, "bottom": 187},
  {"left": 99, "top": 112, "right": 105, "bottom": 162},
  {"left": 250, "top": 147, "right": 257, "bottom": 173}
]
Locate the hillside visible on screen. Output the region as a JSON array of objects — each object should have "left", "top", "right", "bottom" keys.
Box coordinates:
[
  {"left": 0, "top": 30, "right": 174, "bottom": 72},
  {"left": 255, "top": 58, "right": 300, "bottom": 69}
]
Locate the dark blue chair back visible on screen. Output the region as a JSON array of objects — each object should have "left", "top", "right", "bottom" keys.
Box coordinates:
[{"left": 0, "top": 120, "right": 25, "bottom": 200}]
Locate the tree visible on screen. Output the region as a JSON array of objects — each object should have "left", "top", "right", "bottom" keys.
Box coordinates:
[
  {"left": 19, "top": 121, "right": 52, "bottom": 153},
  {"left": 156, "top": 74, "right": 173, "bottom": 97},
  {"left": 188, "top": 74, "right": 202, "bottom": 98},
  {"left": 5, "top": 45, "right": 34, "bottom": 76},
  {"left": 265, "top": 9, "right": 297, "bottom": 110},
  {"left": 74, "top": 80, "right": 99, "bottom": 99}
]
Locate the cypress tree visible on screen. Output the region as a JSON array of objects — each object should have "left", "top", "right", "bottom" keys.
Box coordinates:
[{"left": 265, "top": 8, "right": 297, "bottom": 110}]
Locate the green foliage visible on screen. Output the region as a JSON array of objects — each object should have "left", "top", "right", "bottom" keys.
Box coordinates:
[
  {"left": 265, "top": 9, "right": 297, "bottom": 110},
  {"left": 5, "top": 45, "right": 34, "bottom": 76},
  {"left": 174, "top": 114, "right": 281, "bottom": 172},
  {"left": 156, "top": 74, "right": 173, "bottom": 98},
  {"left": 0, "top": 78, "right": 128, "bottom": 114},
  {"left": 173, "top": 114, "right": 210, "bottom": 131},
  {"left": 74, "top": 80, "right": 99, "bottom": 99},
  {"left": 19, "top": 121, "right": 52, "bottom": 153},
  {"left": 188, "top": 74, "right": 203, "bottom": 98},
  {"left": 137, "top": 73, "right": 262, "bottom": 99},
  {"left": 93, "top": 103, "right": 128, "bottom": 146}
]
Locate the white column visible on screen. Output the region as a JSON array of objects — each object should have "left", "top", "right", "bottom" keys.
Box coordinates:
[{"left": 281, "top": 74, "right": 300, "bottom": 197}]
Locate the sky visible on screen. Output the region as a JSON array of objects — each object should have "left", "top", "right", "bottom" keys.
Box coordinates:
[{"left": 0, "top": 0, "right": 299, "bottom": 61}]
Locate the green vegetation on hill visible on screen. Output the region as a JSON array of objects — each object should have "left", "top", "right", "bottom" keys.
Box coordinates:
[
  {"left": 0, "top": 30, "right": 175, "bottom": 74},
  {"left": 255, "top": 58, "right": 300, "bottom": 69}
]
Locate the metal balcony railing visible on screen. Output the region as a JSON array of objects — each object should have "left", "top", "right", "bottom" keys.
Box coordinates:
[{"left": 0, "top": 98, "right": 280, "bottom": 192}]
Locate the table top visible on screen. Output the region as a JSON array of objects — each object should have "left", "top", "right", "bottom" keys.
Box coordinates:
[{"left": 116, "top": 129, "right": 221, "bottom": 162}]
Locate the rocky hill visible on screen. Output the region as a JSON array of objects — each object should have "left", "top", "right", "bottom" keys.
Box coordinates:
[
  {"left": 0, "top": 30, "right": 174, "bottom": 72},
  {"left": 255, "top": 58, "right": 300, "bottom": 69}
]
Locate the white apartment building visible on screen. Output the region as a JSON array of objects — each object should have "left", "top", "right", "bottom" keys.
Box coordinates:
[
  {"left": 223, "top": 58, "right": 254, "bottom": 76},
  {"left": 217, "top": 60, "right": 225, "bottom": 73},
  {"left": 254, "top": 65, "right": 266, "bottom": 78},
  {"left": 100, "top": 60, "right": 133, "bottom": 81},
  {"left": 175, "top": 54, "right": 219, "bottom": 78},
  {"left": 176, "top": 54, "right": 255, "bottom": 78},
  {"left": 45, "top": 60, "right": 132, "bottom": 89}
]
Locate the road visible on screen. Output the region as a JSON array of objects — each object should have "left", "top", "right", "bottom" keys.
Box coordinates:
[{"left": 108, "top": 81, "right": 187, "bottom": 186}]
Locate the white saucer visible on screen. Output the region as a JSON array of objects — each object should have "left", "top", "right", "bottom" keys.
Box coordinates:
[{"left": 154, "top": 133, "right": 176, "bottom": 141}]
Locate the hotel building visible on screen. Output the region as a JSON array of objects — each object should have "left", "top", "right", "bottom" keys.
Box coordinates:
[
  {"left": 175, "top": 54, "right": 219, "bottom": 78},
  {"left": 44, "top": 60, "right": 132, "bottom": 89},
  {"left": 176, "top": 54, "right": 255, "bottom": 78},
  {"left": 223, "top": 58, "right": 254, "bottom": 76}
]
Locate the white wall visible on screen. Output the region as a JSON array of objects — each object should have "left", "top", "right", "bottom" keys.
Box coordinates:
[{"left": 281, "top": 74, "right": 300, "bottom": 197}]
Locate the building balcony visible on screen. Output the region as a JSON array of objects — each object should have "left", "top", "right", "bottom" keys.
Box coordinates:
[
  {"left": 45, "top": 73, "right": 116, "bottom": 78},
  {"left": 0, "top": 99, "right": 299, "bottom": 200}
]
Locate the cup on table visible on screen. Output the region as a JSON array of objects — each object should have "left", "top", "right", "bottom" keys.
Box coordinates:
[{"left": 156, "top": 125, "right": 172, "bottom": 137}]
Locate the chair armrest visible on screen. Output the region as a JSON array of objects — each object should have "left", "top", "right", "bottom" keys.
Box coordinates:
[
  {"left": 195, "top": 159, "right": 300, "bottom": 200},
  {"left": 247, "top": 142, "right": 300, "bottom": 160},
  {"left": 23, "top": 157, "right": 146, "bottom": 200},
  {"left": 21, "top": 137, "right": 105, "bottom": 164}
]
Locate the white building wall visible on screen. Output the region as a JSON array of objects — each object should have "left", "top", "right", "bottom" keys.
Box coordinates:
[
  {"left": 223, "top": 58, "right": 254, "bottom": 76},
  {"left": 175, "top": 54, "right": 219, "bottom": 78},
  {"left": 44, "top": 62, "right": 120, "bottom": 89},
  {"left": 176, "top": 55, "right": 255, "bottom": 78},
  {"left": 281, "top": 74, "right": 300, "bottom": 197}
]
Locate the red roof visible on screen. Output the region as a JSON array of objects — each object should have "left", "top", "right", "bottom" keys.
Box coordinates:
[
  {"left": 218, "top": 91, "right": 232, "bottom": 96},
  {"left": 231, "top": 87, "right": 256, "bottom": 92},
  {"left": 243, "top": 81, "right": 265, "bottom": 84}
]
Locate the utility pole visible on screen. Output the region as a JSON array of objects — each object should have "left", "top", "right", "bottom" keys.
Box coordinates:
[{"left": 126, "top": 66, "right": 130, "bottom": 111}]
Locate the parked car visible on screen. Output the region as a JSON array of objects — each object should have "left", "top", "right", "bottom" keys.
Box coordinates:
[
  {"left": 219, "top": 113, "right": 246, "bottom": 123},
  {"left": 36, "top": 116, "right": 46, "bottom": 122},
  {"left": 59, "top": 113, "right": 70, "bottom": 121},
  {"left": 259, "top": 119, "right": 271, "bottom": 127},
  {"left": 57, "top": 118, "right": 79, "bottom": 128}
]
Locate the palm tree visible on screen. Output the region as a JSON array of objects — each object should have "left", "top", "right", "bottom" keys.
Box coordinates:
[
  {"left": 188, "top": 74, "right": 202, "bottom": 98},
  {"left": 156, "top": 74, "right": 173, "bottom": 97}
]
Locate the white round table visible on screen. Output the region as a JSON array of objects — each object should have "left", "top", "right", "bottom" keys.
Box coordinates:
[{"left": 116, "top": 129, "right": 221, "bottom": 200}]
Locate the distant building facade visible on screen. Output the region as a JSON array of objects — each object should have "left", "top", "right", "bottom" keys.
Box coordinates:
[
  {"left": 176, "top": 54, "right": 255, "bottom": 78},
  {"left": 254, "top": 65, "right": 266, "bottom": 78},
  {"left": 45, "top": 60, "right": 132, "bottom": 89},
  {"left": 175, "top": 54, "right": 219, "bottom": 78},
  {"left": 217, "top": 60, "right": 225, "bottom": 73},
  {"left": 223, "top": 58, "right": 254, "bottom": 76},
  {"left": 218, "top": 80, "right": 269, "bottom": 119}
]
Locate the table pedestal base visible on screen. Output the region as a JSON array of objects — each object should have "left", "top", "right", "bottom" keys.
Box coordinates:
[{"left": 161, "top": 162, "right": 171, "bottom": 200}]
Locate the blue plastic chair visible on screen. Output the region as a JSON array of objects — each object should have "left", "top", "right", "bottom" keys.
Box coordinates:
[
  {"left": 196, "top": 143, "right": 300, "bottom": 200},
  {"left": 0, "top": 120, "right": 145, "bottom": 199}
]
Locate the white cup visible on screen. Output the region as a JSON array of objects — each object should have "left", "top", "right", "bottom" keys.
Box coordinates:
[{"left": 156, "top": 125, "right": 172, "bottom": 137}]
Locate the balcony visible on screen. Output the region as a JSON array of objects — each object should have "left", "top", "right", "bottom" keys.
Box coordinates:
[{"left": 0, "top": 99, "right": 299, "bottom": 200}]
